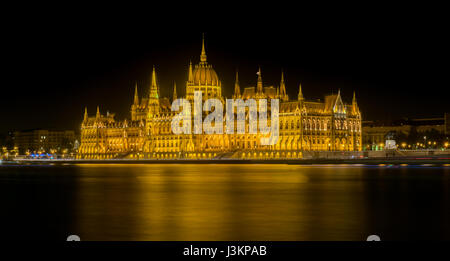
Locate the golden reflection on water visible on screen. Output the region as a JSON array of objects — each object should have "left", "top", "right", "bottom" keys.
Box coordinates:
[{"left": 71, "top": 164, "right": 372, "bottom": 241}]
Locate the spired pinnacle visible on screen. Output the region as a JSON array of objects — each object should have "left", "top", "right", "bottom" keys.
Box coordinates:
[
  {"left": 280, "top": 70, "right": 288, "bottom": 101},
  {"left": 173, "top": 81, "right": 177, "bottom": 101},
  {"left": 84, "top": 107, "right": 88, "bottom": 121},
  {"left": 188, "top": 60, "right": 193, "bottom": 82},
  {"left": 234, "top": 70, "right": 240, "bottom": 97},
  {"left": 256, "top": 67, "right": 263, "bottom": 94},
  {"left": 200, "top": 33, "right": 207, "bottom": 63},
  {"left": 298, "top": 83, "right": 304, "bottom": 101},
  {"left": 352, "top": 91, "right": 359, "bottom": 114},
  {"left": 150, "top": 66, "right": 159, "bottom": 99},
  {"left": 134, "top": 83, "right": 139, "bottom": 105},
  {"left": 151, "top": 66, "right": 157, "bottom": 88}
]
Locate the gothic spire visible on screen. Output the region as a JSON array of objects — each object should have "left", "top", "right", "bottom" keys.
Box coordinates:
[
  {"left": 280, "top": 70, "right": 288, "bottom": 101},
  {"left": 200, "top": 33, "right": 207, "bottom": 63},
  {"left": 149, "top": 66, "right": 159, "bottom": 99},
  {"left": 298, "top": 83, "right": 304, "bottom": 101},
  {"left": 233, "top": 70, "right": 240, "bottom": 98},
  {"left": 96, "top": 106, "right": 100, "bottom": 118},
  {"left": 134, "top": 82, "right": 139, "bottom": 105},
  {"left": 173, "top": 81, "right": 177, "bottom": 101},
  {"left": 84, "top": 107, "right": 88, "bottom": 121},
  {"left": 352, "top": 91, "right": 359, "bottom": 114},
  {"left": 188, "top": 60, "right": 193, "bottom": 82}
]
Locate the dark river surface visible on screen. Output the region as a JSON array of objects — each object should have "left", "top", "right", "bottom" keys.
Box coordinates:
[{"left": 1, "top": 163, "right": 449, "bottom": 240}]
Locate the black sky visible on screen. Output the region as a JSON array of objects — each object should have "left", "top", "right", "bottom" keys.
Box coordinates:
[{"left": 2, "top": 6, "right": 448, "bottom": 134}]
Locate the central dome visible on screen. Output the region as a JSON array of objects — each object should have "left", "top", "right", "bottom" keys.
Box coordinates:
[
  {"left": 186, "top": 36, "right": 223, "bottom": 101},
  {"left": 192, "top": 64, "right": 219, "bottom": 86}
]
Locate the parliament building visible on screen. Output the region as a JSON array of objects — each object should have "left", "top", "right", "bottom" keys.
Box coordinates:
[{"left": 78, "top": 38, "right": 362, "bottom": 159}]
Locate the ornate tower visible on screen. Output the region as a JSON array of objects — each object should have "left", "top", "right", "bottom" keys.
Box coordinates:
[
  {"left": 148, "top": 66, "right": 160, "bottom": 116},
  {"left": 185, "top": 35, "right": 222, "bottom": 102}
]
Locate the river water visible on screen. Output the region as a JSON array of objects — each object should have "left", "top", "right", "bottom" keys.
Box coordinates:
[{"left": 1, "top": 163, "right": 449, "bottom": 240}]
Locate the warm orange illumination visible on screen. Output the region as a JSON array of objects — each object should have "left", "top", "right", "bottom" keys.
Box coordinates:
[{"left": 77, "top": 38, "right": 363, "bottom": 160}]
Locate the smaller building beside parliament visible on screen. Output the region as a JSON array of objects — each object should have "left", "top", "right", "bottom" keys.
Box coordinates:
[{"left": 78, "top": 38, "right": 362, "bottom": 159}]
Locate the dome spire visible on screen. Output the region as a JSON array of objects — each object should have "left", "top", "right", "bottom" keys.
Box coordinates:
[
  {"left": 188, "top": 60, "right": 193, "bottom": 82},
  {"left": 200, "top": 33, "right": 207, "bottom": 63}
]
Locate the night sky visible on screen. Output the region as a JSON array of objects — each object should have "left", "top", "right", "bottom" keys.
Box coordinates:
[{"left": 2, "top": 7, "right": 448, "bottom": 134}]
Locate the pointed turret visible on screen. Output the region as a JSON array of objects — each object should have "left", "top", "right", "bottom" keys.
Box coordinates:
[
  {"left": 233, "top": 70, "right": 240, "bottom": 98},
  {"left": 280, "top": 70, "right": 288, "bottom": 101},
  {"left": 173, "top": 81, "right": 177, "bottom": 101},
  {"left": 149, "top": 66, "right": 159, "bottom": 100},
  {"left": 84, "top": 107, "right": 88, "bottom": 121},
  {"left": 298, "top": 83, "right": 304, "bottom": 101},
  {"left": 200, "top": 33, "right": 207, "bottom": 63},
  {"left": 134, "top": 83, "right": 139, "bottom": 105},
  {"left": 188, "top": 60, "right": 193, "bottom": 82},
  {"left": 256, "top": 67, "right": 263, "bottom": 94},
  {"left": 148, "top": 66, "right": 160, "bottom": 115},
  {"left": 96, "top": 106, "right": 100, "bottom": 118},
  {"left": 352, "top": 91, "right": 359, "bottom": 114}
]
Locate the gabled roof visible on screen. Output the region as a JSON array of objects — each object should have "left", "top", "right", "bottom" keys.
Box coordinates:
[{"left": 324, "top": 94, "right": 338, "bottom": 112}]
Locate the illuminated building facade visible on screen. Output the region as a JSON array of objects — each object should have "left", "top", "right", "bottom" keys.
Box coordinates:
[{"left": 78, "top": 38, "right": 362, "bottom": 159}]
